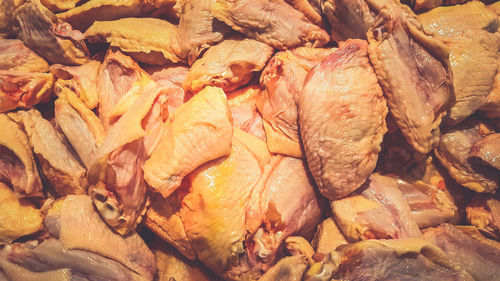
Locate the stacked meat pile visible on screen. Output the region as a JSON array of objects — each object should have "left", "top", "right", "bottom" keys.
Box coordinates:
[{"left": 0, "top": 0, "right": 500, "bottom": 280}]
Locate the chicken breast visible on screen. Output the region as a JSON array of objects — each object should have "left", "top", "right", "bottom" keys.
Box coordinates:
[
  {"left": 50, "top": 60, "right": 101, "bottom": 109},
  {"left": 0, "top": 71, "right": 54, "bottom": 113},
  {"left": 0, "top": 114, "right": 42, "bottom": 197},
  {"left": 0, "top": 39, "right": 49, "bottom": 73},
  {"left": 184, "top": 37, "right": 274, "bottom": 93},
  {"left": 9, "top": 109, "right": 87, "bottom": 196},
  {"left": 85, "top": 17, "right": 183, "bottom": 65},
  {"left": 212, "top": 0, "right": 329, "bottom": 50},
  {"left": 15, "top": 0, "right": 89, "bottom": 65},
  {"left": 143, "top": 86, "right": 233, "bottom": 198},
  {"left": 298, "top": 39, "right": 388, "bottom": 200}
]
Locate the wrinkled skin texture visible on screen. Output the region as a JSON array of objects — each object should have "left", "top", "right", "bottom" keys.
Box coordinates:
[
  {"left": 58, "top": 0, "right": 175, "bottom": 31},
  {"left": 9, "top": 109, "right": 87, "bottom": 196},
  {"left": 0, "top": 71, "right": 54, "bottom": 113},
  {"left": 15, "top": 0, "right": 89, "bottom": 65},
  {"left": 0, "top": 114, "right": 42, "bottom": 197},
  {"left": 308, "top": 238, "right": 474, "bottom": 281},
  {"left": 145, "top": 129, "right": 322, "bottom": 281},
  {"left": 177, "top": 0, "right": 231, "bottom": 65},
  {"left": 466, "top": 194, "right": 500, "bottom": 240},
  {"left": 0, "top": 39, "right": 49, "bottom": 73},
  {"left": 85, "top": 17, "right": 183, "bottom": 65},
  {"left": 89, "top": 85, "right": 168, "bottom": 235},
  {"left": 471, "top": 133, "right": 500, "bottom": 171},
  {"left": 481, "top": 62, "right": 500, "bottom": 118},
  {"left": 184, "top": 37, "right": 274, "bottom": 93},
  {"left": 368, "top": 3, "right": 452, "bottom": 154},
  {"left": 418, "top": 2, "right": 500, "bottom": 125},
  {"left": 298, "top": 39, "right": 388, "bottom": 200},
  {"left": 0, "top": 182, "right": 43, "bottom": 243},
  {"left": 435, "top": 118, "right": 500, "bottom": 193},
  {"left": 50, "top": 60, "right": 101, "bottom": 109},
  {"left": 423, "top": 223, "right": 500, "bottom": 281},
  {"left": 212, "top": 0, "right": 329, "bottom": 50},
  {"left": 44, "top": 195, "right": 157, "bottom": 279},
  {"left": 143, "top": 86, "right": 233, "bottom": 199},
  {"left": 332, "top": 174, "right": 422, "bottom": 242},
  {"left": 97, "top": 48, "right": 152, "bottom": 130}
]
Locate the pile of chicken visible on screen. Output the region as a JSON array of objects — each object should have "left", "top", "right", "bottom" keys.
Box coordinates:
[{"left": 1, "top": 0, "right": 500, "bottom": 280}]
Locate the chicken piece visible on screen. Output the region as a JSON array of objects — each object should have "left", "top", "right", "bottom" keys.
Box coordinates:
[
  {"left": 0, "top": 0, "right": 24, "bottom": 37},
  {"left": 423, "top": 223, "right": 500, "bottom": 281},
  {"left": 0, "top": 182, "right": 43, "bottom": 243},
  {"left": 403, "top": 0, "right": 470, "bottom": 12},
  {"left": 89, "top": 84, "right": 168, "bottom": 235},
  {"left": 145, "top": 129, "right": 322, "bottom": 280},
  {"left": 258, "top": 255, "right": 308, "bottom": 281},
  {"left": 285, "top": 0, "right": 324, "bottom": 27},
  {"left": 0, "top": 39, "right": 49, "bottom": 73},
  {"left": 418, "top": 2, "right": 500, "bottom": 124},
  {"left": 490, "top": 1, "right": 500, "bottom": 15},
  {"left": 212, "top": 0, "right": 329, "bottom": 50},
  {"left": 143, "top": 86, "right": 233, "bottom": 198},
  {"left": 177, "top": 0, "right": 231, "bottom": 65},
  {"left": 55, "top": 88, "right": 104, "bottom": 169},
  {"left": 9, "top": 109, "right": 87, "bottom": 196},
  {"left": 50, "top": 60, "right": 100, "bottom": 110},
  {"left": 0, "top": 71, "right": 53, "bottom": 113},
  {"left": 153, "top": 237, "right": 218, "bottom": 281},
  {"left": 332, "top": 174, "right": 422, "bottom": 241},
  {"left": 227, "top": 85, "right": 266, "bottom": 140},
  {"left": 0, "top": 258, "right": 72, "bottom": 281},
  {"left": 471, "top": 133, "right": 500, "bottom": 171},
  {"left": 481, "top": 63, "right": 500, "bottom": 118},
  {"left": 0, "top": 114, "right": 42, "bottom": 197},
  {"left": 85, "top": 18, "right": 183, "bottom": 65},
  {"left": 184, "top": 37, "right": 274, "bottom": 93},
  {"left": 397, "top": 179, "right": 456, "bottom": 228},
  {"left": 435, "top": 118, "right": 499, "bottom": 193},
  {"left": 306, "top": 238, "right": 474, "bottom": 281},
  {"left": 1, "top": 239, "right": 151, "bottom": 281},
  {"left": 298, "top": 39, "right": 388, "bottom": 200},
  {"left": 311, "top": 218, "right": 347, "bottom": 255},
  {"left": 44, "top": 195, "right": 156, "bottom": 279},
  {"left": 97, "top": 48, "right": 152, "bottom": 130},
  {"left": 58, "top": 0, "right": 174, "bottom": 31},
  {"left": 466, "top": 194, "right": 500, "bottom": 240},
  {"left": 257, "top": 51, "right": 307, "bottom": 158},
  {"left": 40, "top": 0, "right": 81, "bottom": 12},
  {"left": 15, "top": 0, "right": 89, "bottom": 65},
  {"left": 149, "top": 66, "right": 190, "bottom": 112},
  {"left": 368, "top": 3, "right": 452, "bottom": 153}
]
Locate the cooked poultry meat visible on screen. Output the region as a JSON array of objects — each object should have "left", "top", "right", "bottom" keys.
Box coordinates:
[
  {"left": 299, "top": 39, "right": 387, "bottom": 200},
  {"left": 423, "top": 223, "right": 500, "bottom": 281},
  {"left": 177, "top": 0, "right": 231, "bottom": 65},
  {"left": 0, "top": 182, "right": 43, "bottom": 243},
  {"left": 184, "top": 37, "right": 274, "bottom": 93},
  {"left": 57, "top": 0, "right": 175, "bottom": 31},
  {"left": 212, "top": 0, "right": 330, "bottom": 50},
  {"left": 50, "top": 60, "right": 101, "bottom": 109},
  {"left": 466, "top": 194, "right": 500, "bottom": 240},
  {"left": 471, "top": 133, "right": 500, "bottom": 171},
  {"left": 0, "top": 39, "right": 49, "bottom": 73},
  {"left": 418, "top": 2, "right": 500, "bottom": 125},
  {"left": 435, "top": 118, "right": 500, "bottom": 193},
  {"left": 368, "top": 1, "right": 452, "bottom": 154},
  {"left": 85, "top": 17, "right": 183, "bottom": 65},
  {"left": 143, "top": 86, "right": 233, "bottom": 198},
  {"left": 0, "top": 71, "right": 53, "bottom": 113},
  {"left": 0, "top": 114, "right": 42, "bottom": 197},
  {"left": 9, "top": 109, "right": 87, "bottom": 196},
  {"left": 15, "top": 0, "right": 89, "bottom": 65},
  {"left": 89, "top": 84, "right": 168, "bottom": 234}
]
